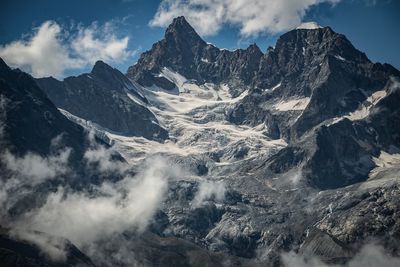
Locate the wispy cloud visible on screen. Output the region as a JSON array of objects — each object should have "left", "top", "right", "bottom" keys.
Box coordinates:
[
  {"left": 150, "top": 0, "right": 340, "bottom": 37},
  {"left": 281, "top": 243, "right": 400, "bottom": 267},
  {"left": 0, "top": 20, "right": 135, "bottom": 78},
  {"left": 192, "top": 180, "right": 225, "bottom": 207}
]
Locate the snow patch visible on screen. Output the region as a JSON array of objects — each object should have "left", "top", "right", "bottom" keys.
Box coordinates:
[
  {"left": 127, "top": 93, "right": 146, "bottom": 107},
  {"left": 159, "top": 67, "right": 187, "bottom": 88},
  {"left": 273, "top": 97, "right": 310, "bottom": 111},
  {"left": 334, "top": 55, "right": 346, "bottom": 61},
  {"left": 329, "top": 89, "right": 387, "bottom": 125},
  {"left": 296, "top": 22, "right": 322, "bottom": 30},
  {"left": 348, "top": 90, "right": 386, "bottom": 120},
  {"left": 271, "top": 82, "right": 281, "bottom": 91},
  {"left": 264, "top": 82, "right": 281, "bottom": 92},
  {"left": 373, "top": 151, "right": 400, "bottom": 168}
]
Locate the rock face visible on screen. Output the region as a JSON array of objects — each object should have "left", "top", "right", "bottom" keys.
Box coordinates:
[{"left": 37, "top": 61, "right": 168, "bottom": 141}]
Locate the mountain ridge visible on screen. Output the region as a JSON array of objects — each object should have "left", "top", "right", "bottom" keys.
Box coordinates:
[
  {"left": 1, "top": 16, "right": 400, "bottom": 267},
  {"left": 36, "top": 60, "right": 168, "bottom": 141}
]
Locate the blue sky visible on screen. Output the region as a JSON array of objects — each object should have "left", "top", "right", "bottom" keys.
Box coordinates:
[{"left": 0, "top": 0, "right": 399, "bottom": 78}]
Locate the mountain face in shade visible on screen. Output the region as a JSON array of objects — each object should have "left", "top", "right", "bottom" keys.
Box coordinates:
[
  {"left": 0, "top": 58, "right": 125, "bottom": 201},
  {"left": 36, "top": 61, "right": 168, "bottom": 141},
  {"left": 0, "top": 58, "right": 88, "bottom": 157}
]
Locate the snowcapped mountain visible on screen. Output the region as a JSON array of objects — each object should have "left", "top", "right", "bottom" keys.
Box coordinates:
[{"left": 1, "top": 16, "right": 400, "bottom": 267}]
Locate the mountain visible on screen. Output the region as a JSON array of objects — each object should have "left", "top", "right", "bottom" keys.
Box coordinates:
[
  {"left": 0, "top": 58, "right": 128, "bottom": 266},
  {"left": 36, "top": 61, "right": 168, "bottom": 141},
  {"left": 121, "top": 17, "right": 400, "bottom": 266},
  {"left": 2, "top": 16, "right": 400, "bottom": 267},
  {"left": 0, "top": 58, "right": 127, "bottom": 186},
  {"left": 230, "top": 27, "right": 400, "bottom": 189},
  {"left": 127, "top": 16, "right": 263, "bottom": 96},
  {"left": 127, "top": 16, "right": 400, "bottom": 190},
  {"left": 0, "top": 58, "right": 88, "bottom": 158}
]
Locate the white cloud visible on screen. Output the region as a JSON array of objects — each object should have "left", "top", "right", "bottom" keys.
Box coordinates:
[
  {"left": 0, "top": 147, "right": 72, "bottom": 223},
  {"left": 2, "top": 148, "right": 72, "bottom": 184},
  {"left": 150, "top": 0, "right": 340, "bottom": 36},
  {"left": 0, "top": 134, "right": 73, "bottom": 221},
  {"left": 0, "top": 22, "right": 77, "bottom": 78},
  {"left": 71, "top": 22, "right": 132, "bottom": 66},
  {"left": 192, "top": 180, "right": 225, "bottom": 207},
  {"left": 0, "top": 20, "right": 134, "bottom": 78},
  {"left": 84, "top": 132, "right": 129, "bottom": 174},
  {"left": 10, "top": 230, "right": 68, "bottom": 262},
  {"left": 281, "top": 243, "right": 400, "bottom": 267},
  {"left": 16, "top": 156, "right": 182, "bottom": 248}
]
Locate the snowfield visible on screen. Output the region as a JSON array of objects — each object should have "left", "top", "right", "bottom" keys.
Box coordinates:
[{"left": 105, "top": 69, "right": 286, "bottom": 167}]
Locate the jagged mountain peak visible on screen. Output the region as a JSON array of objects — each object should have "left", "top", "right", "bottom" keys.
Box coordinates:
[
  {"left": 166, "top": 16, "right": 192, "bottom": 32},
  {"left": 246, "top": 43, "right": 262, "bottom": 54},
  {"left": 88, "top": 60, "right": 136, "bottom": 90},
  {"left": 91, "top": 60, "right": 114, "bottom": 74},
  {"left": 267, "top": 24, "right": 370, "bottom": 72},
  {"left": 164, "top": 16, "right": 206, "bottom": 46}
]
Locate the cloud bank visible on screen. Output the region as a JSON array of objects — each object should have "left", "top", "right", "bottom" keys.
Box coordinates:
[
  {"left": 0, "top": 21, "right": 134, "bottom": 78},
  {"left": 150, "top": 0, "right": 340, "bottom": 37},
  {"left": 15, "top": 156, "right": 181, "bottom": 248}
]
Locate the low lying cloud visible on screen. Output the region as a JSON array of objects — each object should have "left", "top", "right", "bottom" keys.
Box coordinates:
[
  {"left": 84, "top": 133, "right": 128, "bottom": 175},
  {"left": 2, "top": 148, "right": 71, "bottom": 184},
  {"left": 10, "top": 230, "right": 68, "bottom": 262},
  {"left": 16, "top": 156, "right": 182, "bottom": 249},
  {"left": 281, "top": 243, "right": 400, "bottom": 267},
  {"left": 0, "top": 135, "right": 73, "bottom": 220},
  {"left": 150, "top": 0, "right": 340, "bottom": 36},
  {"left": 192, "top": 180, "right": 225, "bottom": 207},
  {"left": 0, "top": 20, "right": 134, "bottom": 78}
]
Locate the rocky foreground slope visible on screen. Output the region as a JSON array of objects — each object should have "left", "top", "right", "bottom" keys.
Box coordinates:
[{"left": 0, "top": 16, "right": 400, "bottom": 267}]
